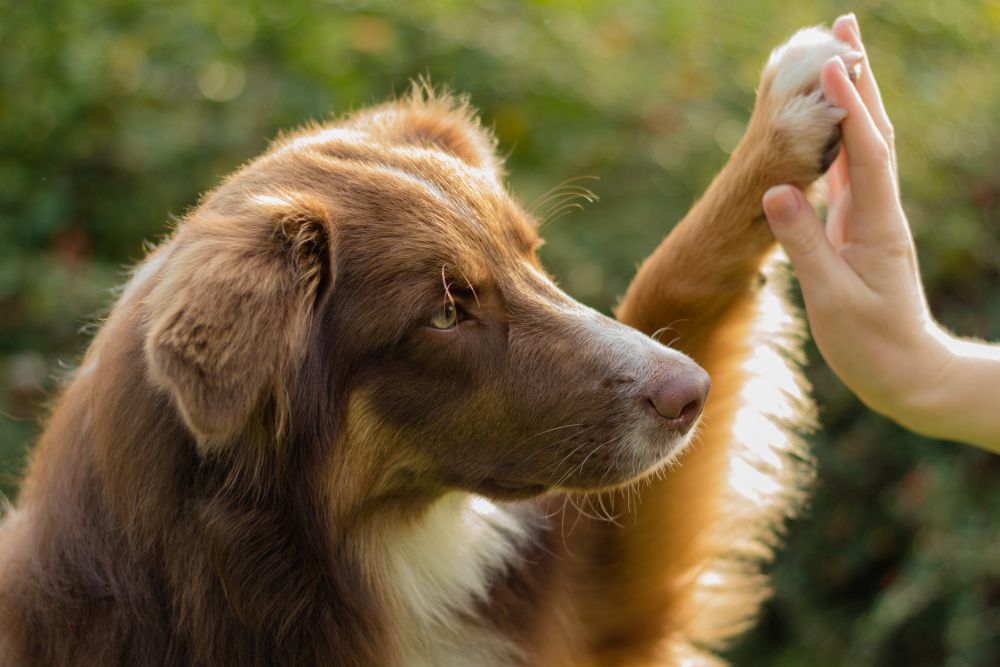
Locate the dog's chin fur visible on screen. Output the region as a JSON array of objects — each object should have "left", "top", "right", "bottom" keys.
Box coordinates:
[{"left": 0, "top": 26, "right": 851, "bottom": 667}]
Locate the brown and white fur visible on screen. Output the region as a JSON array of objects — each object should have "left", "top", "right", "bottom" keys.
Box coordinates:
[{"left": 0, "top": 28, "right": 854, "bottom": 666}]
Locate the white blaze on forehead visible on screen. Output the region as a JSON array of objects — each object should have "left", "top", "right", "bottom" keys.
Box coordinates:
[
  {"left": 392, "top": 145, "right": 504, "bottom": 198},
  {"left": 276, "top": 123, "right": 507, "bottom": 235},
  {"left": 365, "top": 163, "right": 487, "bottom": 233},
  {"left": 282, "top": 127, "right": 369, "bottom": 152},
  {"left": 385, "top": 144, "right": 508, "bottom": 231},
  {"left": 375, "top": 165, "right": 453, "bottom": 208}
]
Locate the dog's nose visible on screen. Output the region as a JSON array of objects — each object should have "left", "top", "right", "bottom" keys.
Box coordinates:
[{"left": 647, "top": 362, "right": 711, "bottom": 432}]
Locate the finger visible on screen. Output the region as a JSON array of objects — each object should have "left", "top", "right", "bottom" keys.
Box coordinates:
[
  {"left": 825, "top": 147, "right": 848, "bottom": 198},
  {"left": 832, "top": 14, "right": 897, "bottom": 168},
  {"left": 832, "top": 15, "right": 892, "bottom": 137},
  {"left": 763, "top": 185, "right": 854, "bottom": 294},
  {"left": 820, "top": 57, "right": 897, "bottom": 207}
]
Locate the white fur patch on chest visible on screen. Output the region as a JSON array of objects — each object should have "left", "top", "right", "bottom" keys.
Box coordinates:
[{"left": 380, "top": 493, "right": 528, "bottom": 667}]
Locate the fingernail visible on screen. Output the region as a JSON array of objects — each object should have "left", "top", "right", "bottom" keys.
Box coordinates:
[
  {"left": 763, "top": 186, "right": 799, "bottom": 221},
  {"left": 848, "top": 62, "right": 862, "bottom": 82},
  {"left": 833, "top": 13, "right": 852, "bottom": 34}
]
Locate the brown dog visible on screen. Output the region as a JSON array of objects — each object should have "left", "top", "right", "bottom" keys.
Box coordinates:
[{"left": 0, "top": 28, "right": 854, "bottom": 666}]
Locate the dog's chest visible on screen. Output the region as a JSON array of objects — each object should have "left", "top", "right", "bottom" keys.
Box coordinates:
[{"left": 380, "top": 494, "right": 528, "bottom": 666}]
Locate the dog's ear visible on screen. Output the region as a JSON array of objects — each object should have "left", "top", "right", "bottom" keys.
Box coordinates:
[{"left": 144, "top": 194, "right": 332, "bottom": 449}]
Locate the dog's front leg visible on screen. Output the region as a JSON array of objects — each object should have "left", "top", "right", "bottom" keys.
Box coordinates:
[
  {"left": 552, "top": 29, "right": 860, "bottom": 667},
  {"left": 618, "top": 29, "right": 857, "bottom": 347}
]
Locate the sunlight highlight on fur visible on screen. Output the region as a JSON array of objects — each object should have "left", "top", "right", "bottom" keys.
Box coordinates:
[
  {"left": 725, "top": 256, "right": 812, "bottom": 508},
  {"left": 283, "top": 127, "right": 368, "bottom": 152},
  {"left": 249, "top": 194, "right": 293, "bottom": 208},
  {"left": 728, "top": 457, "right": 783, "bottom": 505},
  {"left": 727, "top": 254, "right": 814, "bottom": 512},
  {"left": 665, "top": 252, "right": 816, "bottom": 664}
]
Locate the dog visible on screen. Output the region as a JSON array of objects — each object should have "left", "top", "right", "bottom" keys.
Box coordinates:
[{"left": 0, "top": 27, "right": 855, "bottom": 666}]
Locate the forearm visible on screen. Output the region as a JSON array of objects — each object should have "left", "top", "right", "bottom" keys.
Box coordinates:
[{"left": 888, "top": 330, "right": 1000, "bottom": 452}]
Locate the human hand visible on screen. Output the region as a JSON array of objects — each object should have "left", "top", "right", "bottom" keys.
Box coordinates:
[
  {"left": 763, "top": 14, "right": 946, "bottom": 419},
  {"left": 761, "top": 15, "right": 1000, "bottom": 450}
]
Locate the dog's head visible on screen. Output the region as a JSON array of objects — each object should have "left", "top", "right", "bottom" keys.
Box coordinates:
[{"left": 141, "top": 88, "right": 709, "bottom": 504}]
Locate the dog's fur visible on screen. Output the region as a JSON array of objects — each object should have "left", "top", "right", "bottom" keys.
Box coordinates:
[{"left": 0, "top": 28, "right": 851, "bottom": 666}]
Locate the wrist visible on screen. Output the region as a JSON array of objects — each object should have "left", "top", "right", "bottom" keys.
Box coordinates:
[
  {"left": 882, "top": 325, "right": 1000, "bottom": 450},
  {"left": 873, "top": 322, "right": 955, "bottom": 436}
]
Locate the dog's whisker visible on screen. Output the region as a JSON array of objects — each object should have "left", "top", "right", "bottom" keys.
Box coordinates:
[
  {"left": 539, "top": 203, "right": 587, "bottom": 230},
  {"left": 522, "top": 423, "right": 585, "bottom": 444},
  {"left": 568, "top": 493, "right": 605, "bottom": 525},
  {"left": 649, "top": 318, "right": 689, "bottom": 345},
  {"left": 594, "top": 492, "right": 622, "bottom": 526},
  {"left": 533, "top": 430, "right": 588, "bottom": 461},
  {"left": 527, "top": 175, "right": 599, "bottom": 217},
  {"left": 439, "top": 264, "right": 458, "bottom": 311},
  {"left": 536, "top": 188, "right": 594, "bottom": 210},
  {"left": 534, "top": 194, "right": 589, "bottom": 224},
  {"left": 533, "top": 184, "right": 600, "bottom": 228},
  {"left": 458, "top": 269, "right": 482, "bottom": 309},
  {"left": 558, "top": 494, "right": 575, "bottom": 554},
  {"left": 532, "top": 186, "right": 597, "bottom": 211},
  {"left": 533, "top": 186, "right": 598, "bottom": 212},
  {"left": 650, "top": 325, "right": 675, "bottom": 343}
]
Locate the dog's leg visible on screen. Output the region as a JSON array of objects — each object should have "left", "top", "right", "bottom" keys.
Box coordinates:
[
  {"left": 618, "top": 27, "right": 856, "bottom": 343},
  {"left": 554, "top": 29, "right": 859, "bottom": 666}
]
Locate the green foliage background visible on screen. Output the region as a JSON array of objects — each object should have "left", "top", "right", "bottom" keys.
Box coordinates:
[{"left": 1, "top": 1, "right": 998, "bottom": 663}]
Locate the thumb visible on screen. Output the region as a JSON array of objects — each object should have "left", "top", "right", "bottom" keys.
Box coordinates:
[{"left": 763, "top": 185, "right": 844, "bottom": 289}]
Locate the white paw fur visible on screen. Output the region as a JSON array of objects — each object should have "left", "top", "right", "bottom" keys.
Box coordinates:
[
  {"left": 757, "top": 27, "right": 858, "bottom": 176},
  {"left": 764, "top": 26, "right": 856, "bottom": 98}
]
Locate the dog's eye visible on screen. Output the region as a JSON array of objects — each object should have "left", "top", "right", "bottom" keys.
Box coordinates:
[{"left": 429, "top": 301, "right": 460, "bottom": 330}]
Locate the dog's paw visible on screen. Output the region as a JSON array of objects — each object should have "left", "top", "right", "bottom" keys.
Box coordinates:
[{"left": 752, "top": 27, "right": 860, "bottom": 183}]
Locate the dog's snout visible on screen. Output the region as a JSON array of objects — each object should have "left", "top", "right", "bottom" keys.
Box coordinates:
[{"left": 647, "top": 361, "right": 711, "bottom": 432}]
